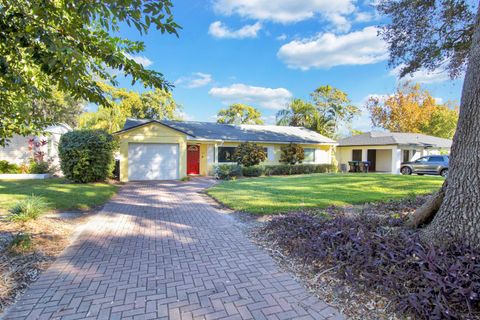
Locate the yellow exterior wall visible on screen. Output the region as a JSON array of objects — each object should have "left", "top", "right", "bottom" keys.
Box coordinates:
[
  {"left": 197, "top": 142, "right": 335, "bottom": 175},
  {"left": 117, "top": 124, "right": 336, "bottom": 181},
  {"left": 199, "top": 144, "right": 208, "bottom": 176},
  {"left": 116, "top": 123, "right": 187, "bottom": 181}
]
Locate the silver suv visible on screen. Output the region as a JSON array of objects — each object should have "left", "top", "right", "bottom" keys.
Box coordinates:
[{"left": 400, "top": 155, "right": 449, "bottom": 177}]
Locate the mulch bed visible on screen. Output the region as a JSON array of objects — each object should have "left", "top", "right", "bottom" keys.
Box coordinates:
[
  {"left": 0, "top": 211, "right": 93, "bottom": 314},
  {"left": 249, "top": 196, "right": 429, "bottom": 320}
]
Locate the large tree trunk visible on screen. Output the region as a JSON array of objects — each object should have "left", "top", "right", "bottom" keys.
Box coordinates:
[{"left": 422, "top": 6, "right": 480, "bottom": 247}]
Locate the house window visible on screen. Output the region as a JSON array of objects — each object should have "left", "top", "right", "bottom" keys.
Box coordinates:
[
  {"left": 352, "top": 149, "right": 362, "bottom": 161},
  {"left": 403, "top": 150, "right": 410, "bottom": 162},
  {"left": 218, "top": 147, "right": 236, "bottom": 163},
  {"left": 304, "top": 148, "right": 315, "bottom": 162}
]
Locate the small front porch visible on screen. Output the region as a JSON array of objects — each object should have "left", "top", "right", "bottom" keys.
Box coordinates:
[{"left": 337, "top": 145, "right": 436, "bottom": 174}]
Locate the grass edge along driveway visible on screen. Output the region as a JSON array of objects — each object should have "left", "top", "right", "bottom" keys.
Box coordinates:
[
  {"left": 207, "top": 173, "right": 443, "bottom": 214},
  {"left": 0, "top": 178, "right": 119, "bottom": 215}
]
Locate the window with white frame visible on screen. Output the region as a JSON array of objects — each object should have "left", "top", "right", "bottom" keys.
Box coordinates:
[
  {"left": 304, "top": 148, "right": 315, "bottom": 162},
  {"left": 263, "top": 146, "right": 275, "bottom": 162}
]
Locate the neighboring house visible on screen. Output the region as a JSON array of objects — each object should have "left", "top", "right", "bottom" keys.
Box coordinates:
[
  {"left": 0, "top": 124, "right": 72, "bottom": 168},
  {"left": 336, "top": 131, "right": 452, "bottom": 174},
  {"left": 114, "top": 119, "right": 337, "bottom": 181}
]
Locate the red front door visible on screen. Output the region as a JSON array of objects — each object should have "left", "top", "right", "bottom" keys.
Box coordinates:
[{"left": 187, "top": 145, "right": 200, "bottom": 175}]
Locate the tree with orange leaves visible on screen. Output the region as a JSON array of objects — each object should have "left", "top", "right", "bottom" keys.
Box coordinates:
[{"left": 365, "top": 82, "right": 458, "bottom": 139}]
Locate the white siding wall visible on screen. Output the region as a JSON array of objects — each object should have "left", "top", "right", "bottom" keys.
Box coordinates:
[
  {"left": 375, "top": 149, "right": 392, "bottom": 172},
  {"left": 0, "top": 135, "right": 31, "bottom": 165},
  {"left": 336, "top": 145, "right": 398, "bottom": 173}
]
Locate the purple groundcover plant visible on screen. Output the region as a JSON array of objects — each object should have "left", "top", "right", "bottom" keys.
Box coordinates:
[{"left": 261, "top": 212, "right": 480, "bottom": 319}]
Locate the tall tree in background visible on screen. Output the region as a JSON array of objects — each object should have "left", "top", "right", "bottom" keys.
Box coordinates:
[
  {"left": 33, "top": 88, "right": 85, "bottom": 128},
  {"left": 216, "top": 104, "right": 264, "bottom": 125},
  {"left": 311, "top": 85, "right": 360, "bottom": 136},
  {"left": 78, "top": 83, "right": 181, "bottom": 133},
  {"left": 276, "top": 98, "right": 333, "bottom": 136},
  {"left": 0, "top": 0, "right": 180, "bottom": 145},
  {"left": 377, "top": 0, "right": 479, "bottom": 246},
  {"left": 420, "top": 104, "right": 459, "bottom": 139},
  {"left": 366, "top": 82, "right": 459, "bottom": 139}
]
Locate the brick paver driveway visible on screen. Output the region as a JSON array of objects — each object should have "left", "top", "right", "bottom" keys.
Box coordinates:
[{"left": 4, "top": 179, "right": 343, "bottom": 320}]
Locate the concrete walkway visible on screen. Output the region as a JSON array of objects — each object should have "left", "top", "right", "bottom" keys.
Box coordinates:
[{"left": 4, "top": 179, "right": 343, "bottom": 320}]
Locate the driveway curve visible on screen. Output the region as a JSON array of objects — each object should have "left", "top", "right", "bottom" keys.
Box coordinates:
[{"left": 4, "top": 179, "right": 343, "bottom": 320}]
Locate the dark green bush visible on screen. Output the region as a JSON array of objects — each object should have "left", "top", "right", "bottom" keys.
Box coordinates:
[
  {"left": 214, "top": 164, "right": 242, "bottom": 180},
  {"left": 59, "top": 130, "right": 117, "bottom": 183},
  {"left": 242, "top": 165, "right": 263, "bottom": 177},
  {"left": 28, "top": 159, "right": 52, "bottom": 174},
  {"left": 264, "top": 164, "right": 337, "bottom": 176},
  {"left": 234, "top": 142, "right": 267, "bottom": 167},
  {"left": 0, "top": 160, "right": 20, "bottom": 173},
  {"left": 280, "top": 143, "right": 304, "bottom": 164}
]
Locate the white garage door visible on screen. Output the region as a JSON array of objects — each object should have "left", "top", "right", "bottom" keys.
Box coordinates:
[{"left": 128, "top": 143, "right": 179, "bottom": 180}]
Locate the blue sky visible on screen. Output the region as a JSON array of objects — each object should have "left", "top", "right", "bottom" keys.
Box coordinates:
[{"left": 114, "top": 0, "right": 463, "bottom": 133}]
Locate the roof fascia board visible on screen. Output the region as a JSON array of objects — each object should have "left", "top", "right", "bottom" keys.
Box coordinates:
[
  {"left": 187, "top": 137, "right": 337, "bottom": 145},
  {"left": 113, "top": 120, "right": 195, "bottom": 137}
]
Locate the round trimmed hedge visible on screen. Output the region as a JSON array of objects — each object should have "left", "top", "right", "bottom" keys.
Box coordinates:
[{"left": 59, "top": 130, "right": 117, "bottom": 183}]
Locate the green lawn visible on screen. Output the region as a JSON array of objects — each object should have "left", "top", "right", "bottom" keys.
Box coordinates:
[
  {"left": 207, "top": 173, "right": 443, "bottom": 214},
  {"left": 0, "top": 178, "right": 119, "bottom": 215}
]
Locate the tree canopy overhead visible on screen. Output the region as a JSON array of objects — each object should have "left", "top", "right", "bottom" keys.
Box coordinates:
[
  {"left": 377, "top": 0, "right": 477, "bottom": 78},
  {"left": 216, "top": 104, "right": 264, "bottom": 125},
  {"left": 0, "top": 0, "right": 180, "bottom": 144}
]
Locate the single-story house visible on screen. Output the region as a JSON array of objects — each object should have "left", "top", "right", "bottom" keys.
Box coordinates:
[
  {"left": 336, "top": 131, "right": 452, "bottom": 174},
  {"left": 114, "top": 119, "right": 337, "bottom": 181},
  {"left": 0, "top": 124, "right": 72, "bottom": 168}
]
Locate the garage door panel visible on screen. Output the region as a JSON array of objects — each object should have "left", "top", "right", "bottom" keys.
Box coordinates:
[{"left": 128, "top": 143, "right": 179, "bottom": 180}]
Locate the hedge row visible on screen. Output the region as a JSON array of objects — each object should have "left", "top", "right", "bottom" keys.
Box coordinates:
[
  {"left": 0, "top": 160, "right": 53, "bottom": 174},
  {"left": 214, "top": 163, "right": 338, "bottom": 180}
]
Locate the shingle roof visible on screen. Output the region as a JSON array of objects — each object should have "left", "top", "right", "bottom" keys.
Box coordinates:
[
  {"left": 117, "top": 119, "right": 336, "bottom": 144},
  {"left": 338, "top": 131, "right": 452, "bottom": 148}
]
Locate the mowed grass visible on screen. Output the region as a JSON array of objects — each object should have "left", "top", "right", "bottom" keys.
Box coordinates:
[
  {"left": 0, "top": 178, "right": 118, "bottom": 215},
  {"left": 207, "top": 173, "right": 444, "bottom": 214}
]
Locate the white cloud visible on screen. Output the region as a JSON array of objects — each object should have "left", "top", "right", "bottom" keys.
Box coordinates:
[
  {"left": 325, "top": 13, "right": 351, "bottom": 32},
  {"left": 277, "top": 26, "right": 388, "bottom": 70},
  {"left": 213, "top": 0, "right": 355, "bottom": 30},
  {"left": 175, "top": 72, "right": 213, "bottom": 88},
  {"left": 209, "top": 83, "right": 293, "bottom": 109},
  {"left": 261, "top": 115, "right": 277, "bottom": 124},
  {"left": 208, "top": 21, "right": 262, "bottom": 39},
  {"left": 176, "top": 111, "right": 195, "bottom": 121},
  {"left": 124, "top": 53, "right": 153, "bottom": 67},
  {"left": 434, "top": 97, "right": 444, "bottom": 104},
  {"left": 362, "top": 93, "right": 390, "bottom": 104},
  {"left": 276, "top": 34, "right": 287, "bottom": 41},
  {"left": 354, "top": 11, "right": 374, "bottom": 22},
  {"left": 389, "top": 65, "right": 451, "bottom": 84}
]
